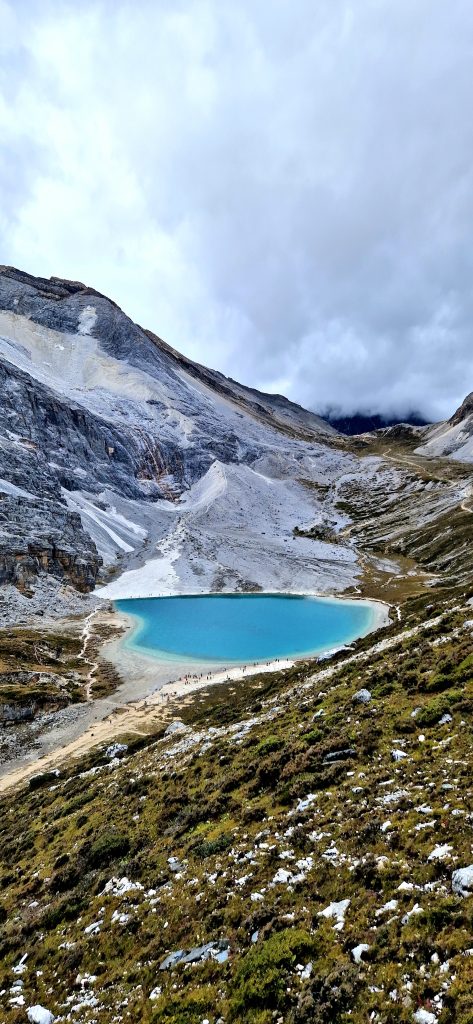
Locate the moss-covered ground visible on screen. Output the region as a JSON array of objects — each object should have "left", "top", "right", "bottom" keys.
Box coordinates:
[{"left": 1, "top": 591, "right": 473, "bottom": 1023}]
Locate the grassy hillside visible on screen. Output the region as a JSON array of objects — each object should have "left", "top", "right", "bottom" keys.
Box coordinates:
[{"left": 1, "top": 592, "right": 473, "bottom": 1023}]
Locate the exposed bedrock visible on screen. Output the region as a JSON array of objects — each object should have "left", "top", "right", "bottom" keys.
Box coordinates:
[
  {"left": 1, "top": 264, "right": 470, "bottom": 613},
  {"left": 0, "top": 496, "right": 102, "bottom": 593}
]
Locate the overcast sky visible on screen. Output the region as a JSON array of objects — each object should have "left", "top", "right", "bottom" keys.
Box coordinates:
[{"left": 1, "top": 0, "right": 472, "bottom": 420}]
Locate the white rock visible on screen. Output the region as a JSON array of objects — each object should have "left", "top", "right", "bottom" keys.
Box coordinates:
[
  {"left": 428, "top": 844, "right": 453, "bottom": 862},
  {"left": 105, "top": 742, "right": 128, "bottom": 759},
  {"left": 84, "top": 920, "right": 101, "bottom": 935},
  {"left": 452, "top": 864, "right": 473, "bottom": 896},
  {"left": 402, "top": 903, "right": 423, "bottom": 924},
  {"left": 111, "top": 909, "right": 130, "bottom": 925},
  {"left": 351, "top": 943, "right": 370, "bottom": 963},
  {"left": 375, "top": 899, "right": 398, "bottom": 916},
  {"left": 102, "top": 876, "right": 144, "bottom": 897},
  {"left": 294, "top": 793, "right": 317, "bottom": 813},
  {"left": 168, "top": 856, "right": 184, "bottom": 872},
  {"left": 272, "top": 868, "right": 293, "bottom": 885},
  {"left": 164, "top": 720, "right": 189, "bottom": 736},
  {"left": 12, "top": 953, "right": 28, "bottom": 974},
  {"left": 353, "top": 689, "right": 371, "bottom": 704},
  {"left": 27, "top": 1008, "right": 55, "bottom": 1024},
  {"left": 318, "top": 898, "right": 350, "bottom": 931},
  {"left": 391, "top": 749, "right": 407, "bottom": 761},
  {"left": 413, "top": 1009, "right": 437, "bottom": 1023}
]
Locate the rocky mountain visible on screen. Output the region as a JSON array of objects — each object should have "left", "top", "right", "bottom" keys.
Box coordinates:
[
  {"left": 0, "top": 266, "right": 380, "bottom": 622},
  {"left": 1, "top": 268, "right": 473, "bottom": 1024},
  {"left": 1, "top": 265, "right": 472, "bottom": 627},
  {"left": 415, "top": 391, "right": 473, "bottom": 461}
]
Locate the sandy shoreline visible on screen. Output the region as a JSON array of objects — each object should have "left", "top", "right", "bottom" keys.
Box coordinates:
[
  {"left": 100, "top": 592, "right": 389, "bottom": 699},
  {"left": 0, "top": 594, "right": 390, "bottom": 793},
  {"left": 108, "top": 592, "right": 389, "bottom": 678}
]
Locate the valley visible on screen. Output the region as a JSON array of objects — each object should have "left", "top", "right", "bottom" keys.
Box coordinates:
[{"left": 0, "top": 268, "right": 472, "bottom": 1023}]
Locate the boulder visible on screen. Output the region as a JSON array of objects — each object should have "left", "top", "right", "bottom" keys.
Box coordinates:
[
  {"left": 27, "top": 1007, "right": 55, "bottom": 1024},
  {"left": 353, "top": 688, "right": 372, "bottom": 704},
  {"left": 452, "top": 864, "right": 473, "bottom": 897},
  {"left": 164, "top": 720, "right": 189, "bottom": 737}
]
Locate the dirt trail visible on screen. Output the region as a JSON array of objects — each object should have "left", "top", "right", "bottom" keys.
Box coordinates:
[
  {"left": 77, "top": 606, "right": 100, "bottom": 701},
  {"left": 6, "top": 604, "right": 430, "bottom": 801},
  {"left": 0, "top": 656, "right": 295, "bottom": 794}
]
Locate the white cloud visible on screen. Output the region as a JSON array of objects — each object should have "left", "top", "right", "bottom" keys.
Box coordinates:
[{"left": 1, "top": 0, "right": 473, "bottom": 419}]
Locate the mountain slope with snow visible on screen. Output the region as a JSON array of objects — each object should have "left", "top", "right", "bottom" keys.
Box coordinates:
[
  {"left": 0, "top": 266, "right": 374, "bottom": 619},
  {"left": 415, "top": 392, "right": 473, "bottom": 461},
  {"left": 1, "top": 266, "right": 471, "bottom": 625}
]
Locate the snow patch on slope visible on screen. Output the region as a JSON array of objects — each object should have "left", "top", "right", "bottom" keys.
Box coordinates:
[
  {"left": 415, "top": 417, "right": 473, "bottom": 462},
  {"left": 63, "top": 492, "right": 147, "bottom": 563}
]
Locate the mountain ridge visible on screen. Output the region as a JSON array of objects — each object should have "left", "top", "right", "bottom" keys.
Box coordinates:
[
  {"left": 0, "top": 267, "right": 361, "bottom": 623},
  {"left": 0, "top": 265, "right": 471, "bottom": 623}
]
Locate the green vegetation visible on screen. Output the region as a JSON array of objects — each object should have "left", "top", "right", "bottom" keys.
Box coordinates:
[
  {"left": 1, "top": 592, "right": 473, "bottom": 1021},
  {"left": 0, "top": 620, "right": 122, "bottom": 731}
]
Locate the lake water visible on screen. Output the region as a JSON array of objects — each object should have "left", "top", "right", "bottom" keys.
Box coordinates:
[{"left": 115, "top": 594, "right": 376, "bottom": 664}]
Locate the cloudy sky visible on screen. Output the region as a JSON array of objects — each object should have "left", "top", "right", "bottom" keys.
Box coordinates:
[{"left": 1, "top": 0, "right": 472, "bottom": 420}]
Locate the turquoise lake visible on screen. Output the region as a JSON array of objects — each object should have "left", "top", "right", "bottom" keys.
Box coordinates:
[{"left": 115, "top": 594, "right": 376, "bottom": 664}]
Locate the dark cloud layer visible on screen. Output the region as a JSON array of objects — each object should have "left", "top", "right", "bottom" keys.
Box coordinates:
[{"left": 1, "top": 0, "right": 472, "bottom": 419}]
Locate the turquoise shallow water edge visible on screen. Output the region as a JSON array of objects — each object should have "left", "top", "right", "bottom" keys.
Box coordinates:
[{"left": 115, "top": 594, "right": 377, "bottom": 665}]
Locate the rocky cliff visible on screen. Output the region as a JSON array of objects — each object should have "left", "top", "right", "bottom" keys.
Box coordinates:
[{"left": 0, "top": 266, "right": 363, "bottom": 619}]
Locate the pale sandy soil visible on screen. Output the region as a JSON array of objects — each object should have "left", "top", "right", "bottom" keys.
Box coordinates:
[{"left": 0, "top": 650, "right": 295, "bottom": 794}]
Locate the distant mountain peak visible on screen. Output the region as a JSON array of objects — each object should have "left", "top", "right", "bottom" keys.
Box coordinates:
[
  {"left": 449, "top": 391, "right": 473, "bottom": 425},
  {"left": 320, "top": 410, "right": 430, "bottom": 436}
]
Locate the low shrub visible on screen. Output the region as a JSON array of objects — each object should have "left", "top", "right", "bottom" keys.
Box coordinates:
[
  {"left": 193, "top": 832, "right": 233, "bottom": 859},
  {"left": 256, "top": 735, "right": 284, "bottom": 756},
  {"left": 229, "top": 928, "right": 315, "bottom": 1018},
  {"left": 83, "top": 831, "right": 130, "bottom": 869},
  {"left": 416, "top": 692, "right": 462, "bottom": 726}
]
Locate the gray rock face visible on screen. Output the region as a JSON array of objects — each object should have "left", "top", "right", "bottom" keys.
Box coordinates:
[
  {"left": 0, "top": 703, "right": 35, "bottom": 724},
  {"left": 0, "top": 492, "right": 101, "bottom": 593},
  {"left": 415, "top": 388, "right": 473, "bottom": 462},
  {"left": 0, "top": 265, "right": 369, "bottom": 616}
]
